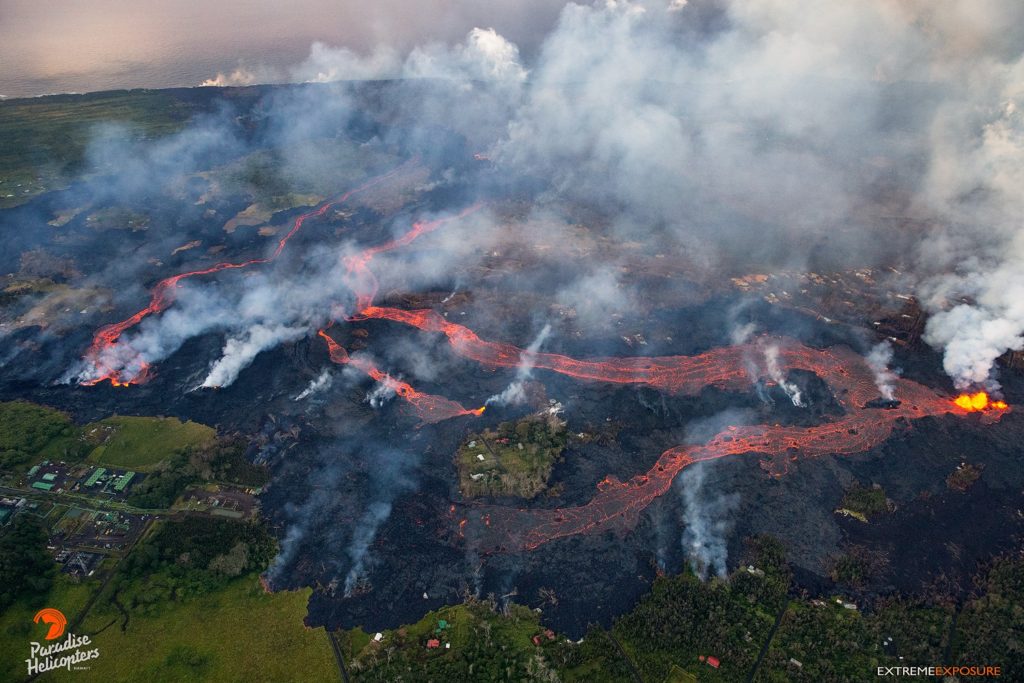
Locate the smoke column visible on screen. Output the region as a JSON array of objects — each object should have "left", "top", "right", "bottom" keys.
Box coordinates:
[
  {"left": 485, "top": 323, "right": 552, "bottom": 407},
  {"left": 866, "top": 341, "right": 899, "bottom": 400},
  {"left": 763, "top": 345, "right": 804, "bottom": 407},
  {"left": 678, "top": 461, "right": 738, "bottom": 580}
]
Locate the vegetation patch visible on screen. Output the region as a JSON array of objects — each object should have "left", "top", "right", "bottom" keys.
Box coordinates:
[
  {"left": 955, "top": 554, "right": 1024, "bottom": 680},
  {"left": 0, "top": 516, "right": 55, "bottom": 611},
  {"left": 946, "top": 462, "right": 983, "bottom": 492},
  {"left": 0, "top": 400, "right": 89, "bottom": 473},
  {"left": 340, "top": 601, "right": 556, "bottom": 682},
  {"left": 761, "top": 596, "right": 954, "bottom": 681},
  {"left": 72, "top": 576, "right": 335, "bottom": 683},
  {"left": 0, "top": 91, "right": 199, "bottom": 207},
  {"left": 197, "top": 436, "right": 270, "bottom": 488},
  {"left": 223, "top": 194, "right": 322, "bottom": 233},
  {"left": 110, "top": 517, "right": 276, "bottom": 611},
  {"left": 828, "top": 545, "right": 891, "bottom": 587},
  {"left": 457, "top": 410, "right": 567, "bottom": 498},
  {"left": 86, "top": 415, "right": 216, "bottom": 471},
  {"left": 592, "top": 536, "right": 791, "bottom": 683},
  {"left": 836, "top": 483, "right": 891, "bottom": 521},
  {"left": 85, "top": 206, "right": 150, "bottom": 231}
]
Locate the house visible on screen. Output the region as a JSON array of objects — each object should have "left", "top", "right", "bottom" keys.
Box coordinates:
[
  {"left": 426, "top": 639, "right": 441, "bottom": 649},
  {"left": 699, "top": 655, "right": 721, "bottom": 669}
]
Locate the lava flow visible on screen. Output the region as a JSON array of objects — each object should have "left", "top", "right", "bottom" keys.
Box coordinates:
[
  {"left": 358, "top": 305, "right": 752, "bottom": 393},
  {"left": 324, "top": 209, "right": 1011, "bottom": 551},
  {"left": 80, "top": 167, "right": 1013, "bottom": 550},
  {"left": 318, "top": 330, "right": 484, "bottom": 425},
  {"left": 461, "top": 342, "right": 1010, "bottom": 552},
  {"left": 314, "top": 204, "right": 486, "bottom": 423},
  {"left": 341, "top": 204, "right": 482, "bottom": 313},
  {"left": 78, "top": 163, "right": 413, "bottom": 386}
]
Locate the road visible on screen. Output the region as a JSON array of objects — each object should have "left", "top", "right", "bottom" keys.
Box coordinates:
[
  {"left": 746, "top": 599, "right": 790, "bottom": 682},
  {"left": 326, "top": 629, "right": 350, "bottom": 683}
]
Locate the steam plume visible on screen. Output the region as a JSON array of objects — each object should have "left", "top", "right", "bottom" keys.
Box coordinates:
[
  {"left": 295, "top": 368, "right": 334, "bottom": 401},
  {"left": 203, "top": 323, "right": 306, "bottom": 388},
  {"left": 678, "top": 461, "right": 738, "bottom": 580},
  {"left": 764, "top": 345, "right": 804, "bottom": 407},
  {"left": 866, "top": 341, "right": 899, "bottom": 400},
  {"left": 485, "top": 323, "right": 552, "bottom": 407}
]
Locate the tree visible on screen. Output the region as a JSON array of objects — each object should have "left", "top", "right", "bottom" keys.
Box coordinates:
[{"left": 0, "top": 516, "right": 55, "bottom": 609}]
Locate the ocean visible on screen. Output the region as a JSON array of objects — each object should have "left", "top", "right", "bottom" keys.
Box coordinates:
[{"left": 0, "top": 0, "right": 560, "bottom": 99}]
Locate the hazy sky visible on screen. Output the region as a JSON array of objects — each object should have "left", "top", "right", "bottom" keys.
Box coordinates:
[{"left": 0, "top": 0, "right": 564, "bottom": 97}]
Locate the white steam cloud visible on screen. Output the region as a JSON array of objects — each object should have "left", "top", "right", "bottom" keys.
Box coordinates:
[
  {"left": 202, "top": 323, "right": 306, "bottom": 388},
  {"left": 485, "top": 323, "right": 552, "bottom": 407},
  {"left": 295, "top": 368, "right": 334, "bottom": 401},
  {"left": 365, "top": 379, "right": 398, "bottom": 409},
  {"left": 678, "top": 460, "right": 739, "bottom": 580},
  {"left": 866, "top": 341, "right": 899, "bottom": 400},
  {"left": 764, "top": 345, "right": 804, "bottom": 408},
  {"left": 342, "top": 450, "right": 418, "bottom": 596},
  {"left": 61, "top": 0, "right": 1024, "bottom": 396},
  {"left": 344, "top": 501, "right": 393, "bottom": 596}
]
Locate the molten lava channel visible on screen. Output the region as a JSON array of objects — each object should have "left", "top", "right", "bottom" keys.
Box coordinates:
[
  {"left": 80, "top": 173, "right": 1011, "bottom": 552},
  {"left": 78, "top": 162, "right": 414, "bottom": 386}
]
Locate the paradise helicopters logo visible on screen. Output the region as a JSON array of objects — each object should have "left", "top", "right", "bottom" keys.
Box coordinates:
[{"left": 26, "top": 608, "right": 100, "bottom": 675}]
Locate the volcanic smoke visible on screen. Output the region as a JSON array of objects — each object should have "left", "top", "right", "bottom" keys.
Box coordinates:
[
  {"left": 79, "top": 169, "right": 1012, "bottom": 552},
  {"left": 75, "top": 163, "right": 413, "bottom": 386}
]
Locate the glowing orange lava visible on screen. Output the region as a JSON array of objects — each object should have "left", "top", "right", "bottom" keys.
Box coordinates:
[
  {"left": 317, "top": 329, "right": 483, "bottom": 425},
  {"left": 462, "top": 344, "right": 1011, "bottom": 552},
  {"left": 82, "top": 168, "right": 1014, "bottom": 553},
  {"left": 315, "top": 203, "right": 486, "bottom": 423},
  {"left": 953, "top": 391, "right": 1009, "bottom": 412},
  {"left": 78, "top": 163, "right": 414, "bottom": 386},
  {"left": 334, "top": 220, "right": 1011, "bottom": 551}
]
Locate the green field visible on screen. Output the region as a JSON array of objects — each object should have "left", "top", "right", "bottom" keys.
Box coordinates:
[
  {"left": 0, "top": 402, "right": 218, "bottom": 476},
  {"left": 3, "top": 575, "right": 336, "bottom": 683},
  {"left": 837, "top": 484, "right": 889, "bottom": 520},
  {"left": 0, "top": 91, "right": 200, "bottom": 208},
  {"left": 86, "top": 416, "right": 216, "bottom": 471},
  {"left": 41, "top": 577, "right": 337, "bottom": 683}
]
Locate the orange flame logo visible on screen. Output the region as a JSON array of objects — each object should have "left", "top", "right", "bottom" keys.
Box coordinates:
[
  {"left": 33, "top": 608, "right": 67, "bottom": 641},
  {"left": 953, "top": 391, "right": 1008, "bottom": 412}
]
